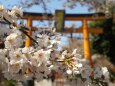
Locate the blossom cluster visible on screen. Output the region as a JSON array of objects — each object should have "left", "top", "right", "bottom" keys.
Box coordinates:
[{"left": 0, "top": 5, "right": 110, "bottom": 85}]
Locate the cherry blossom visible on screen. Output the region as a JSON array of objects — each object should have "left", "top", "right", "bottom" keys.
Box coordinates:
[
  {"left": 5, "top": 32, "right": 23, "bottom": 49},
  {"left": 0, "top": 5, "right": 111, "bottom": 85}
]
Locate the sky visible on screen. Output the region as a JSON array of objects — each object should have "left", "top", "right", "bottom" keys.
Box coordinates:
[
  {"left": 0, "top": 0, "right": 95, "bottom": 13},
  {"left": 0, "top": 0, "right": 95, "bottom": 45},
  {"left": 0, "top": 0, "right": 95, "bottom": 27}
]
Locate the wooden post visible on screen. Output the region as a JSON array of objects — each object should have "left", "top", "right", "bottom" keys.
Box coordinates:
[
  {"left": 25, "top": 18, "right": 32, "bottom": 47},
  {"left": 82, "top": 19, "right": 93, "bottom": 67},
  {"left": 55, "top": 72, "right": 64, "bottom": 86},
  {"left": 23, "top": 18, "right": 34, "bottom": 86}
]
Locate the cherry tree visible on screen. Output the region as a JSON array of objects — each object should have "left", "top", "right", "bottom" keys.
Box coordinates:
[{"left": 0, "top": 5, "right": 111, "bottom": 86}]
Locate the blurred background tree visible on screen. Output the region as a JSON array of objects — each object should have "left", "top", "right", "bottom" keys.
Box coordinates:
[{"left": 90, "top": 5, "right": 115, "bottom": 64}]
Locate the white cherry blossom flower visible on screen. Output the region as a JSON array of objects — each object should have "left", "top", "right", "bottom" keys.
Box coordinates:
[
  {"left": 32, "top": 49, "right": 51, "bottom": 66},
  {"left": 72, "top": 49, "right": 77, "bottom": 55},
  {"left": 66, "top": 69, "right": 72, "bottom": 74},
  {"left": 37, "top": 34, "right": 51, "bottom": 49},
  {"left": 0, "top": 49, "right": 9, "bottom": 71},
  {"left": 0, "top": 6, "right": 23, "bottom": 24},
  {"left": 34, "top": 64, "right": 50, "bottom": 81},
  {"left": 5, "top": 32, "right": 22, "bottom": 49},
  {"left": 0, "top": 5, "right": 6, "bottom": 16},
  {"left": 9, "top": 49, "right": 23, "bottom": 62},
  {"left": 36, "top": 30, "right": 61, "bottom": 50},
  {"left": 9, "top": 63, "right": 21, "bottom": 73},
  {"left": 3, "top": 71, "right": 26, "bottom": 81},
  {"left": 6, "top": 6, "right": 23, "bottom": 23},
  {"left": 10, "top": 6, "right": 23, "bottom": 18},
  {"left": 76, "top": 63, "right": 82, "bottom": 68},
  {"left": 0, "top": 5, "right": 4, "bottom": 12},
  {"left": 101, "top": 67, "right": 110, "bottom": 80},
  {"left": 22, "top": 47, "right": 35, "bottom": 54},
  {"left": 0, "top": 49, "right": 8, "bottom": 61},
  {"left": 62, "top": 50, "right": 68, "bottom": 58}
]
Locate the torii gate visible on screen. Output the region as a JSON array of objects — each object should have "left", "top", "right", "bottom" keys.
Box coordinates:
[
  {"left": 23, "top": 10, "right": 105, "bottom": 86},
  {"left": 23, "top": 11, "right": 105, "bottom": 66}
]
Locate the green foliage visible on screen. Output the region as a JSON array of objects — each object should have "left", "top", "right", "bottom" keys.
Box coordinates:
[
  {"left": 110, "top": 69, "right": 115, "bottom": 82},
  {"left": 5, "top": 80, "right": 16, "bottom": 86},
  {"left": 91, "top": 17, "right": 115, "bottom": 64},
  {"left": 89, "top": 21, "right": 103, "bottom": 28}
]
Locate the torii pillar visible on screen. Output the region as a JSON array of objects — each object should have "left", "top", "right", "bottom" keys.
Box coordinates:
[
  {"left": 25, "top": 18, "right": 32, "bottom": 47},
  {"left": 23, "top": 18, "right": 34, "bottom": 86},
  {"left": 83, "top": 19, "right": 93, "bottom": 67}
]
